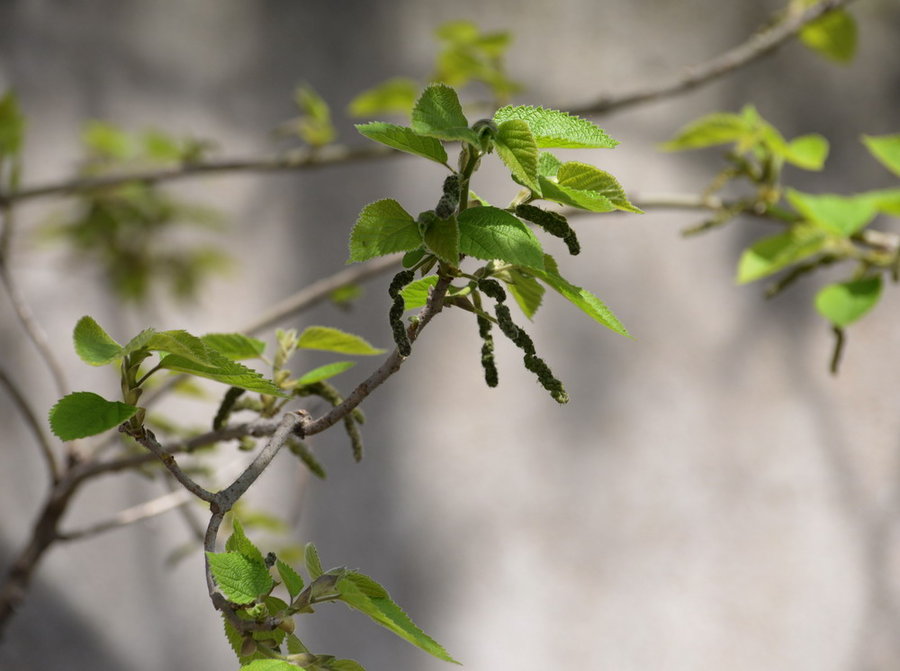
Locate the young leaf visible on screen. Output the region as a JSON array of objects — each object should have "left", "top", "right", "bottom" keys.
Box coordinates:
[
  {"left": 457, "top": 206, "right": 544, "bottom": 269},
  {"left": 556, "top": 162, "right": 642, "bottom": 213},
  {"left": 355, "top": 122, "right": 448, "bottom": 165},
  {"left": 239, "top": 659, "right": 297, "bottom": 671},
  {"left": 348, "top": 77, "right": 418, "bottom": 117},
  {"left": 862, "top": 134, "right": 900, "bottom": 177},
  {"left": 348, "top": 199, "right": 422, "bottom": 262},
  {"left": 202, "top": 333, "right": 266, "bottom": 360},
  {"left": 49, "top": 392, "right": 139, "bottom": 440},
  {"left": 537, "top": 151, "right": 562, "bottom": 178},
  {"left": 304, "top": 542, "right": 324, "bottom": 580},
  {"left": 226, "top": 518, "right": 267, "bottom": 566},
  {"left": 121, "top": 328, "right": 157, "bottom": 358},
  {"left": 537, "top": 176, "right": 615, "bottom": 213},
  {"left": 800, "top": 8, "right": 857, "bottom": 64},
  {"left": 861, "top": 188, "right": 900, "bottom": 216},
  {"left": 73, "top": 316, "right": 122, "bottom": 366},
  {"left": 783, "top": 134, "right": 829, "bottom": 170},
  {"left": 295, "top": 361, "right": 356, "bottom": 386},
  {"left": 400, "top": 276, "right": 439, "bottom": 310},
  {"left": 736, "top": 227, "right": 827, "bottom": 284},
  {"left": 158, "top": 354, "right": 287, "bottom": 397},
  {"left": 422, "top": 216, "right": 460, "bottom": 266},
  {"left": 661, "top": 112, "right": 747, "bottom": 151},
  {"left": 410, "top": 84, "right": 479, "bottom": 146},
  {"left": 206, "top": 551, "right": 274, "bottom": 605},
  {"left": 815, "top": 276, "right": 882, "bottom": 327},
  {"left": 0, "top": 91, "right": 25, "bottom": 157},
  {"left": 494, "top": 119, "right": 541, "bottom": 194},
  {"left": 531, "top": 256, "right": 631, "bottom": 337},
  {"left": 786, "top": 189, "right": 878, "bottom": 237},
  {"left": 503, "top": 268, "right": 545, "bottom": 320},
  {"left": 297, "top": 326, "right": 385, "bottom": 355},
  {"left": 276, "top": 559, "right": 305, "bottom": 600},
  {"left": 336, "top": 573, "right": 459, "bottom": 664},
  {"left": 294, "top": 84, "right": 336, "bottom": 147},
  {"left": 329, "top": 660, "right": 367, "bottom": 671},
  {"left": 493, "top": 105, "right": 617, "bottom": 149}
]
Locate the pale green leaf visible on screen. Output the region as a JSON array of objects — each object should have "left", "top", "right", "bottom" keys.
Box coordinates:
[
  {"left": 862, "top": 134, "right": 900, "bottom": 177},
  {"left": 538, "top": 176, "right": 615, "bottom": 213},
  {"left": 532, "top": 256, "right": 631, "bottom": 337},
  {"left": 73, "top": 316, "right": 122, "bottom": 366},
  {"left": 736, "top": 227, "right": 827, "bottom": 283},
  {"left": 49, "top": 392, "right": 139, "bottom": 440},
  {"left": 158, "top": 354, "right": 287, "bottom": 397},
  {"left": 295, "top": 361, "right": 356, "bottom": 386},
  {"left": 493, "top": 105, "right": 617, "bottom": 148},
  {"left": 225, "top": 518, "right": 266, "bottom": 566},
  {"left": 297, "top": 326, "right": 385, "bottom": 355},
  {"left": 348, "top": 199, "right": 422, "bottom": 262},
  {"left": 276, "top": 559, "right": 305, "bottom": 600},
  {"left": 348, "top": 77, "right": 419, "bottom": 117},
  {"left": 786, "top": 188, "right": 878, "bottom": 237},
  {"left": 410, "top": 84, "right": 478, "bottom": 146},
  {"left": 458, "top": 206, "right": 545, "bottom": 269},
  {"left": 336, "top": 574, "right": 459, "bottom": 663},
  {"left": 783, "top": 134, "right": 829, "bottom": 170},
  {"left": 504, "top": 268, "right": 544, "bottom": 320},
  {"left": 240, "top": 659, "right": 297, "bottom": 671},
  {"left": 206, "top": 551, "right": 274, "bottom": 605},
  {"left": 423, "top": 216, "right": 460, "bottom": 266},
  {"left": 494, "top": 119, "right": 541, "bottom": 194},
  {"left": 121, "top": 328, "right": 157, "bottom": 358},
  {"left": 304, "top": 542, "right": 323, "bottom": 579},
  {"left": 815, "top": 276, "right": 882, "bottom": 326},
  {"left": 202, "top": 333, "right": 266, "bottom": 360},
  {"left": 355, "top": 122, "right": 448, "bottom": 165},
  {"left": 800, "top": 9, "right": 857, "bottom": 64},
  {"left": 861, "top": 188, "right": 900, "bottom": 216},
  {"left": 400, "top": 276, "right": 439, "bottom": 310},
  {"left": 82, "top": 120, "right": 133, "bottom": 159},
  {"left": 329, "top": 660, "right": 367, "bottom": 671},
  {"left": 556, "top": 162, "right": 642, "bottom": 213},
  {"left": 294, "top": 84, "right": 335, "bottom": 146},
  {"left": 661, "top": 112, "right": 747, "bottom": 151},
  {"left": 537, "top": 151, "right": 562, "bottom": 177}
]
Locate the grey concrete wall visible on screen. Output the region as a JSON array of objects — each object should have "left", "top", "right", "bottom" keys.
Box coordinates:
[{"left": 1, "top": 1, "right": 899, "bottom": 670}]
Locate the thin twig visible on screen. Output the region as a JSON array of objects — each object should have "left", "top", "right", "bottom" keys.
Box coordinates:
[
  {"left": 0, "top": 364, "right": 59, "bottom": 482},
  {"left": 571, "top": 0, "right": 860, "bottom": 116},
  {"left": 126, "top": 427, "right": 217, "bottom": 503},
  {"left": 56, "top": 488, "right": 194, "bottom": 541}
]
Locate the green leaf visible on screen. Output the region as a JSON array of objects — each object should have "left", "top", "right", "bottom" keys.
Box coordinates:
[
  {"left": 861, "top": 188, "right": 900, "bottom": 216},
  {"left": 73, "top": 316, "right": 122, "bottom": 366},
  {"left": 537, "top": 151, "right": 562, "bottom": 178},
  {"left": 295, "top": 361, "right": 356, "bottom": 386},
  {"left": 786, "top": 189, "right": 878, "bottom": 237},
  {"left": 294, "top": 84, "right": 336, "bottom": 147},
  {"left": 202, "top": 333, "right": 266, "bottom": 360},
  {"left": 348, "top": 199, "right": 422, "bottom": 262},
  {"left": 121, "top": 328, "right": 157, "bottom": 358},
  {"left": 348, "top": 77, "right": 419, "bottom": 117},
  {"left": 862, "top": 134, "right": 900, "bottom": 177},
  {"left": 304, "top": 542, "right": 323, "bottom": 580},
  {"left": 342, "top": 571, "right": 389, "bottom": 598},
  {"left": 457, "top": 206, "right": 544, "bottom": 269},
  {"left": 329, "top": 660, "right": 367, "bottom": 671},
  {"left": 206, "top": 551, "right": 274, "bottom": 605},
  {"left": 400, "top": 276, "right": 439, "bottom": 310},
  {"left": 336, "top": 574, "right": 459, "bottom": 663},
  {"left": 410, "top": 84, "right": 478, "bottom": 146},
  {"left": 531, "top": 256, "right": 631, "bottom": 337},
  {"left": 662, "top": 112, "right": 747, "bottom": 150},
  {"left": 556, "top": 162, "right": 642, "bottom": 213},
  {"left": 355, "top": 122, "right": 448, "bottom": 165},
  {"left": 493, "top": 105, "right": 617, "bottom": 149},
  {"left": 297, "top": 326, "right": 385, "bottom": 355},
  {"left": 226, "top": 518, "right": 266, "bottom": 566},
  {"left": 494, "top": 120, "right": 541, "bottom": 194},
  {"left": 783, "top": 134, "right": 829, "bottom": 170},
  {"left": 815, "top": 276, "right": 882, "bottom": 327},
  {"left": 49, "top": 392, "right": 139, "bottom": 440},
  {"left": 537, "top": 176, "right": 615, "bottom": 213},
  {"left": 0, "top": 91, "right": 25, "bottom": 157},
  {"left": 276, "top": 560, "right": 305, "bottom": 600},
  {"left": 736, "top": 227, "right": 827, "bottom": 283},
  {"left": 800, "top": 8, "right": 857, "bottom": 64},
  {"left": 158, "top": 354, "right": 287, "bottom": 397},
  {"left": 423, "top": 216, "right": 460, "bottom": 266},
  {"left": 239, "top": 659, "right": 297, "bottom": 671},
  {"left": 503, "top": 268, "right": 545, "bottom": 320}
]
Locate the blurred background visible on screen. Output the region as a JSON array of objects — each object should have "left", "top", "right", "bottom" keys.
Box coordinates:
[{"left": 1, "top": 1, "right": 900, "bottom": 669}]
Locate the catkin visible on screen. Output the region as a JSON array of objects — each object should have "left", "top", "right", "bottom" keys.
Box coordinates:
[
  {"left": 477, "top": 315, "right": 499, "bottom": 387},
  {"left": 515, "top": 204, "right": 580, "bottom": 255},
  {"left": 388, "top": 270, "right": 415, "bottom": 356}
]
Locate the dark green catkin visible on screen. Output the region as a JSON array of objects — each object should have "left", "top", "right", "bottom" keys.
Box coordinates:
[
  {"left": 515, "top": 204, "right": 580, "bottom": 255},
  {"left": 388, "top": 269, "right": 415, "bottom": 356},
  {"left": 477, "top": 316, "right": 498, "bottom": 387},
  {"left": 435, "top": 174, "right": 460, "bottom": 220},
  {"left": 213, "top": 386, "right": 245, "bottom": 430},
  {"left": 478, "top": 278, "right": 507, "bottom": 303}
]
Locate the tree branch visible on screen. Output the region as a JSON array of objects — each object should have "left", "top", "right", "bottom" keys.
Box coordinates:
[
  {"left": 0, "top": 364, "right": 59, "bottom": 482},
  {"left": 570, "top": 0, "right": 861, "bottom": 116}
]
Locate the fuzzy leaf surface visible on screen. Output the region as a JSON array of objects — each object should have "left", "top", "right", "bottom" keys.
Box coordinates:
[
  {"left": 336, "top": 574, "right": 459, "bottom": 663},
  {"left": 736, "top": 227, "right": 827, "bottom": 283},
  {"left": 295, "top": 361, "right": 356, "bottom": 386},
  {"left": 862, "top": 134, "right": 900, "bottom": 177},
  {"left": 355, "top": 122, "right": 448, "bottom": 165},
  {"left": 49, "top": 392, "right": 139, "bottom": 440},
  {"left": 348, "top": 199, "right": 422, "bottom": 262},
  {"left": 537, "top": 151, "right": 562, "bottom": 177},
  {"left": 786, "top": 189, "right": 878, "bottom": 237},
  {"left": 410, "top": 84, "right": 478, "bottom": 145},
  {"left": 276, "top": 560, "right": 305, "bottom": 599},
  {"left": 538, "top": 176, "right": 615, "bottom": 213},
  {"left": 494, "top": 119, "right": 541, "bottom": 194},
  {"left": 503, "top": 268, "right": 545, "bottom": 320},
  {"left": 493, "top": 105, "right": 617, "bottom": 148},
  {"left": 556, "top": 162, "right": 642, "bottom": 213},
  {"left": 158, "top": 354, "right": 286, "bottom": 396},
  {"left": 815, "top": 276, "right": 882, "bottom": 327},
  {"left": 532, "top": 256, "right": 631, "bottom": 337},
  {"left": 400, "top": 276, "right": 439, "bottom": 310},
  {"left": 458, "top": 206, "right": 544, "bottom": 269},
  {"left": 73, "top": 316, "right": 122, "bottom": 365},
  {"left": 225, "top": 518, "right": 266, "bottom": 566},
  {"left": 297, "top": 326, "right": 384, "bottom": 355},
  {"left": 202, "top": 333, "right": 266, "bottom": 360},
  {"left": 304, "top": 543, "right": 324, "bottom": 579},
  {"left": 206, "top": 551, "right": 274, "bottom": 605},
  {"left": 423, "top": 216, "right": 460, "bottom": 266}
]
